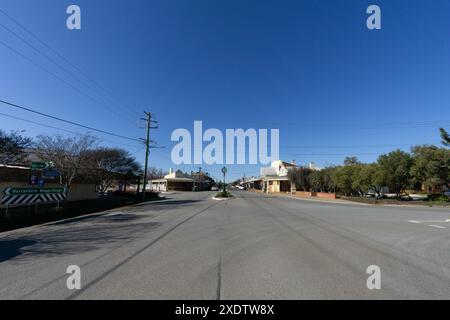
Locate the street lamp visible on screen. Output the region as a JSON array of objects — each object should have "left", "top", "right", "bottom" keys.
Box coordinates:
[{"left": 221, "top": 166, "right": 227, "bottom": 193}]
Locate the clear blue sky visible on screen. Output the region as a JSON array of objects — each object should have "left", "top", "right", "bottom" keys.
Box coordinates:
[{"left": 1, "top": 0, "right": 450, "bottom": 181}]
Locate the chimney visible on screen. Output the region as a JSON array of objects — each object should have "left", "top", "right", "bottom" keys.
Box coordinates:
[{"left": 291, "top": 160, "right": 296, "bottom": 165}]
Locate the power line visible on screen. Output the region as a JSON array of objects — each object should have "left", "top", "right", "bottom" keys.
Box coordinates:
[
  {"left": 0, "top": 21, "right": 138, "bottom": 123},
  {"left": 0, "top": 111, "right": 142, "bottom": 149},
  {"left": 0, "top": 99, "right": 141, "bottom": 142},
  {"left": 0, "top": 7, "right": 141, "bottom": 119},
  {"left": 234, "top": 120, "right": 450, "bottom": 130},
  {"left": 0, "top": 39, "right": 138, "bottom": 125}
]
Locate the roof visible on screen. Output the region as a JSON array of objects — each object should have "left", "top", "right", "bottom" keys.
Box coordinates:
[
  {"left": 263, "top": 176, "right": 290, "bottom": 181},
  {"left": 281, "top": 161, "right": 297, "bottom": 168},
  {"left": 151, "top": 177, "right": 194, "bottom": 183},
  {"left": 244, "top": 177, "right": 263, "bottom": 183}
]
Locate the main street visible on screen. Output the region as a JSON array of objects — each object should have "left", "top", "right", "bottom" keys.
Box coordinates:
[{"left": 1, "top": 191, "right": 450, "bottom": 299}]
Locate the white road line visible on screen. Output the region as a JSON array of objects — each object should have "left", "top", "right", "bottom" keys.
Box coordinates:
[
  {"left": 428, "top": 224, "right": 447, "bottom": 229},
  {"left": 408, "top": 220, "right": 450, "bottom": 224}
]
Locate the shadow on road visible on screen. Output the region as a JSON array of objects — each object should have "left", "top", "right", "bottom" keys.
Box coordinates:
[
  {"left": 0, "top": 239, "right": 37, "bottom": 263},
  {"left": 50, "top": 213, "right": 144, "bottom": 225},
  {"left": 0, "top": 219, "right": 162, "bottom": 263},
  {"left": 127, "top": 199, "right": 203, "bottom": 212}
]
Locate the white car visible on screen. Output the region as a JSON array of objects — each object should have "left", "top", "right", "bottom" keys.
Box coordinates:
[
  {"left": 237, "top": 185, "right": 245, "bottom": 190},
  {"left": 211, "top": 186, "right": 219, "bottom": 191}
]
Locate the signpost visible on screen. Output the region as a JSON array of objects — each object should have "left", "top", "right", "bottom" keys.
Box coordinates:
[
  {"left": 37, "top": 179, "right": 45, "bottom": 187},
  {"left": 4, "top": 187, "right": 66, "bottom": 195},
  {"left": 1, "top": 160, "right": 65, "bottom": 215},
  {"left": 1, "top": 187, "right": 67, "bottom": 207},
  {"left": 42, "top": 168, "right": 61, "bottom": 179},
  {"left": 30, "top": 162, "right": 53, "bottom": 170},
  {"left": 221, "top": 166, "right": 227, "bottom": 193},
  {"left": 30, "top": 175, "right": 38, "bottom": 186}
]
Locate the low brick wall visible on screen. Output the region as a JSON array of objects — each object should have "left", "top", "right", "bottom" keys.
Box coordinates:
[
  {"left": 293, "top": 191, "right": 336, "bottom": 199},
  {"left": 295, "top": 191, "right": 313, "bottom": 197},
  {"left": 314, "top": 192, "right": 336, "bottom": 199}
]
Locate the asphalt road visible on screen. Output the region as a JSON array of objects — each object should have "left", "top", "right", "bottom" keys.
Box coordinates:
[{"left": 1, "top": 191, "right": 450, "bottom": 299}]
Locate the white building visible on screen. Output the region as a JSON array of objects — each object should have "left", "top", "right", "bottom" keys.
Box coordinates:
[{"left": 259, "top": 160, "right": 297, "bottom": 193}]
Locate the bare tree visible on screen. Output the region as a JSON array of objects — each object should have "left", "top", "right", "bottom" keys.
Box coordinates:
[
  {"left": 0, "top": 130, "right": 32, "bottom": 165},
  {"left": 85, "top": 147, "right": 141, "bottom": 193},
  {"left": 34, "top": 134, "right": 97, "bottom": 189},
  {"left": 147, "top": 166, "right": 166, "bottom": 180}
]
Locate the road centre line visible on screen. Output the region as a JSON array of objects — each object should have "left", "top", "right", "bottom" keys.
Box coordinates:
[{"left": 428, "top": 225, "right": 447, "bottom": 229}]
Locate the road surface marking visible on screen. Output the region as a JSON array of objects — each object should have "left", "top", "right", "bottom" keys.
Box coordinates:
[
  {"left": 428, "top": 225, "right": 447, "bottom": 229},
  {"left": 408, "top": 220, "right": 450, "bottom": 224}
]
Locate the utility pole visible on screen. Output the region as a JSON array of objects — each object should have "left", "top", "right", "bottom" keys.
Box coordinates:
[
  {"left": 197, "top": 167, "right": 202, "bottom": 192},
  {"left": 141, "top": 111, "right": 158, "bottom": 200}
]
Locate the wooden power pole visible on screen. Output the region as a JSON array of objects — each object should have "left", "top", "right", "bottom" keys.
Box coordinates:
[{"left": 141, "top": 111, "right": 158, "bottom": 200}]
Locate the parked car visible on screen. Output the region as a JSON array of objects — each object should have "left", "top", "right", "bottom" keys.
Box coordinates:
[
  {"left": 237, "top": 185, "right": 245, "bottom": 190},
  {"left": 211, "top": 186, "right": 219, "bottom": 191},
  {"left": 443, "top": 190, "right": 450, "bottom": 197}
]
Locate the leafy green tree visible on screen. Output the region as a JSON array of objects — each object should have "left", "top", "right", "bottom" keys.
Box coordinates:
[
  {"left": 332, "top": 165, "right": 362, "bottom": 196},
  {"left": 352, "top": 163, "right": 382, "bottom": 196},
  {"left": 287, "top": 167, "right": 312, "bottom": 191},
  {"left": 440, "top": 128, "right": 450, "bottom": 147},
  {"left": 343, "top": 156, "right": 361, "bottom": 166},
  {"left": 410, "top": 145, "right": 450, "bottom": 194},
  {"left": 308, "top": 170, "right": 323, "bottom": 192},
  {"left": 374, "top": 150, "right": 413, "bottom": 196},
  {"left": 320, "top": 167, "right": 336, "bottom": 193}
]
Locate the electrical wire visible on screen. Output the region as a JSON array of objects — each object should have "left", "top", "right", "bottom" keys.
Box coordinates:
[{"left": 0, "top": 99, "right": 141, "bottom": 142}]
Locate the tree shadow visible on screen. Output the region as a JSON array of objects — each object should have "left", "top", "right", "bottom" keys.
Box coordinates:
[
  {"left": 0, "top": 198, "right": 203, "bottom": 263},
  {"left": 0, "top": 219, "right": 162, "bottom": 263},
  {"left": 0, "top": 239, "right": 37, "bottom": 263},
  {"left": 127, "top": 199, "right": 202, "bottom": 212},
  {"left": 50, "top": 213, "right": 144, "bottom": 225}
]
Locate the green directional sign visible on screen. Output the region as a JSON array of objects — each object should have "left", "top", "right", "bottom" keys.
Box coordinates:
[
  {"left": 30, "top": 162, "right": 53, "bottom": 170},
  {"left": 3, "top": 187, "right": 66, "bottom": 196}
]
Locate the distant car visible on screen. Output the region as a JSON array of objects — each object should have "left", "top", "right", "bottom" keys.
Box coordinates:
[
  {"left": 237, "top": 185, "right": 245, "bottom": 190},
  {"left": 211, "top": 186, "right": 219, "bottom": 191},
  {"left": 443, "top": 190, "right": 450, "bottom": 197}
]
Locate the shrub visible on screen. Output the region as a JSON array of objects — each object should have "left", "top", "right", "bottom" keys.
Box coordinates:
[{"left": 215, "top": 191, "right": 233, "bottom": 198}]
